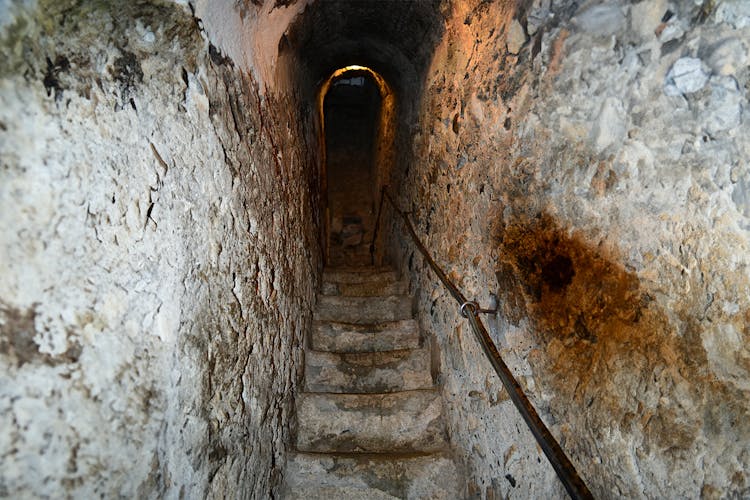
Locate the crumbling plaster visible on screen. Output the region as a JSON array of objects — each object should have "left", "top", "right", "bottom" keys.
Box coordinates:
[
  {"left": 0, "top": 1, "right": 320, "bottom": 497},
  {"left": 193, "top": 0, "right": 313, "bottom": 93}
]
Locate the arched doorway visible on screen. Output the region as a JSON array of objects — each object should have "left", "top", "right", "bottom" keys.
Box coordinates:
[{"left": 318, "top": 66, "right": 395, "bottom": 267}]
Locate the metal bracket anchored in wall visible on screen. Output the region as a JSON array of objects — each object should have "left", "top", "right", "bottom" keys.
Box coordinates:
[{"left": 459, "top": 295, "right": 498, "bottom": 317}]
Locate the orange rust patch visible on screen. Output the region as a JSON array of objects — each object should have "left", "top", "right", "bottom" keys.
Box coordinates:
[
  {"left": 496, "top": 212, "right": 644, "bottom": 345},
  {"left": 492, "top": 212, "right": 718, "bottom": 458},
  {"left": 547, "top": 29, "right": 569, "bottom": 78}
]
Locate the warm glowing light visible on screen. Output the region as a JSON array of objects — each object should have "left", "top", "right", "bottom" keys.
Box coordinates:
[
  {"left": 320, "top": 65, "right": 392, "bottom": 102},
  {"left": 331, "top": 65, "right": 373, "bottom": 77}
]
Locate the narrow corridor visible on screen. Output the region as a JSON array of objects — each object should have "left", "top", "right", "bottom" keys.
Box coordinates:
[
  {"left": 2, "top": 0, "right": 750, "bottom": 498},
  {"left": 324, "top": 71, "right": 382, "bottom": 266}
]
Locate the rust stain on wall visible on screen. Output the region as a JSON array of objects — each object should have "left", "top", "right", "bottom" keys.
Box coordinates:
[
  {"left": 496, "top": 212, "right": 645, "bottom": 346},
  {"left": 491, "top": 212, "right": 724, "bottom": 466}
]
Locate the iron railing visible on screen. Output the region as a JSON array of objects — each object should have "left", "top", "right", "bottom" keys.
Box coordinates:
[{"left": 370, "top": 187, "right": 593, "bottom": 500}]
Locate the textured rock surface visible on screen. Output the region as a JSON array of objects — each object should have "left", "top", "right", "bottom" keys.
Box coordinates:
[
  {"left": 285, "top": 266, "right": 463, "bottom": 498},
  {"left": 387, "top": 0, "right": 750, "bottom": 498},
  {"left": 314, "top": 295, "right": 413, "bottom": 324},
  {"left": 0, "top": 1, "right": 320, "bottom": 497},
  {"left": 321, "top": 278, "right": 408, "bottom": 297},
  {"left": 323, "top": 267, "right": 400, "bottom": 284}
]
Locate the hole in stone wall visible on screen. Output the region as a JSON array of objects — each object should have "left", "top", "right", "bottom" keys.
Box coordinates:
[{"left": 541, "top": 254, "right": 575, "bottom": 292}]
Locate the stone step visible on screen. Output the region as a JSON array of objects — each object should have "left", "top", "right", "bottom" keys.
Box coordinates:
[
  {"left": 296, "top": 390, "right": 448, "bottom": 453},
  {"left": 311, "top": 320, "right": 421, "bottom": 353},
  {"left": 280, "top": 452, "right": 463, "bottom": 500},
  {"left": 321, "top": 279, "right": 408, "bottom": 297},
  {"left": 328, "top": 245, "right": 372, "bottom": 256},
  {"left": 323, "top": 267, "right": 399, "bottom": 285},
  {"left": 328, "top": 252, "right": 373, "bottom": 267},
  {"left": 314, "top": 295, "right": 412, "bottom": 324},
  {"left": 304, "top": 348, "right": 432, "bottom": 393}
]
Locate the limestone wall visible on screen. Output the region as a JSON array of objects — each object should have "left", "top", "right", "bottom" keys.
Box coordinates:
[
  {"left": 0, "top": 1, "right": 319, "bottom": 497},
  {"left": 389, "top": 0, "right": 750, "bottom": 497}
]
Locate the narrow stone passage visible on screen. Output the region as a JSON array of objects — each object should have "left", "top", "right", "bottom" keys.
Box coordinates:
[
  {"left": 281, "top": 267, "right": 463, "bottom": 498},
  {"left": 324, "top": 73, "right": 382, "bottom": 267},
  {"left": 3, "top": 0, "right": 750, "bottom": 497}
]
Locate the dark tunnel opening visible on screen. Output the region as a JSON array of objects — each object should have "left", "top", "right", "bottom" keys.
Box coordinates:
[
  {"left": 323, "top": 70, "right": 383, "bottom": 266},
  {"left": 283, "top": 0, "right": 446, "bottom": 265},
  {"left": 4, "top": 0, "right": 748, "bottom": 497}
]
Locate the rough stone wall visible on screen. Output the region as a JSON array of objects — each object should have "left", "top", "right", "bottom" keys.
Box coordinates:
[
  {"left": 0, "top": 1, "right": 319, "bottom": 497},
  {"left": 390, "top": 0, "right": 750, "bottom": 497}
]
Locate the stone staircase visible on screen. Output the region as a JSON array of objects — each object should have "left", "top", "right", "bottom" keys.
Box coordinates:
[{"left": 280, "top": 267, "right": 464, "bottom": 499}]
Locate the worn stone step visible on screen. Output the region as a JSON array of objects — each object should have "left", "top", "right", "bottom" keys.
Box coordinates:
[
  {"left": 296, "top": 390, "right": 448, "bottom": 453},
  {"left": 328, "top": 252, "right": 373, "bottom": 267},
  {"left": 321, "top": 279, "right": 408, "bottom": 297},
  {"left": 304, "top": 349, "right": 432, "bottom": 393},
  {"left": 314, "top": 295, "right": 412, "bottom": 324},
  {"left": 311, "top": 320, "right": 421, "bottom": 353},
  {"left": 323, "top": 267, "right": 399, "bottom": 285},
  {"left": 280, "top": 452, "right": 463, "bottom": 500}
]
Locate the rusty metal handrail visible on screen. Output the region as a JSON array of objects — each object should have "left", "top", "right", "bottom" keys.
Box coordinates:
[{"left": 370, "top": 186, "right": 593, "bottom": 500}]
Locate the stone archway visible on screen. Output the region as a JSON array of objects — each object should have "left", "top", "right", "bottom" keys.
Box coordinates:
[{"left": 318, "top": 66, "right": 395, "bottom": 266}]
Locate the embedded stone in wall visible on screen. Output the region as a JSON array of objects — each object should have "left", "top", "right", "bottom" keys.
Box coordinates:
[{"left": 664, "top": 57, "right": 709, "bottom": 95}]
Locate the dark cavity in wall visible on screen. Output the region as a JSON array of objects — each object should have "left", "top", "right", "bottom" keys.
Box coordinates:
[
  {"left": 494, "top": 212, "right": 646, "bottom": 345},
  {"left": 112, "top": 50, "right": 143, "bottom": 111},
  {"left": 42, "top": 55, "right": 70, "bottom": 102}
]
